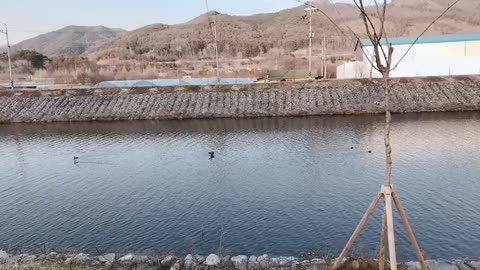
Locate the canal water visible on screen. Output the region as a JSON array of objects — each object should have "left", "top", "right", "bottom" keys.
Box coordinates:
[{"left": 1, "top": 112, "right": 479, "bottom": 260}]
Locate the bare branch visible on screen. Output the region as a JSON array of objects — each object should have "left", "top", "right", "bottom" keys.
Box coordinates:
[
  {"left": 347, "top": 26, "right": 381, "bottom": 72},
  {"left": 353, "top": 0, "right": 376, "bottom": 42},
  {"left": 381, "top": 0, "right": 387, "bottom": 41},
  {"left": 373, "top": 0, "right": 388, "bottom": 41},
  {"left": 295, "top": 0, "right": 380, "bottom": 72},
  {"left": 354, "top": 0, "right": 390, "bottom": 66},
  {"left": 391, "top": 0, "right": 462, "bottom": 70},
  {"left": 322, "top": 0, "right": 381, "bottom": 71},
  {"left": 374, "top": 0, "right": 382, "bottom": 34},
  {"left": 375, "top": 0, "right": 388, "bottom": 41}
]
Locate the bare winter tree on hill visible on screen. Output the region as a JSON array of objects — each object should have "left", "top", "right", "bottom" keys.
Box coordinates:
[{"left": 299, "top": 1, "right": 462, "bottom": 270}]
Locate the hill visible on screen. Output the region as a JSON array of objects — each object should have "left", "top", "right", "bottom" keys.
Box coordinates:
[
  {"left": 85, "top": 4, "right": 358, "bottom": 62},
  {"left": 3, "top": 0, "right": 480, "bottom": 84},
  {"left": 12, "top": 25, "right": 126, "bottom": 57},
  {"left": 86, "top": 0, "right": 480, "bottom": 62}
]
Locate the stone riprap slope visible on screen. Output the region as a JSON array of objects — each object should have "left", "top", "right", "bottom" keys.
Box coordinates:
[{"left": 1, "top": 76, "right": 480, "bottom": 123}]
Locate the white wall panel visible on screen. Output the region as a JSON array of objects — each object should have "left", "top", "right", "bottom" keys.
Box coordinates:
[{"left": 339, "top": 40, "right": 480, "bottom": 79}]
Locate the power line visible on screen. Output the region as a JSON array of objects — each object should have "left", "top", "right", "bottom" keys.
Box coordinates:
[
  {"left": 391, "top": 0, "right": 463, "bottom": 70},
  {"left": 295, "top": 0, "right": 380, "bottom": 71},
  {"left": 352, "top": 0, "right": 390, "bottom": 67}
]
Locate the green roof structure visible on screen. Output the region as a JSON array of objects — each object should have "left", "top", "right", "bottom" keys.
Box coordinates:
[{"left": 268, "top": 69, "right": 318, "bottom": 81}]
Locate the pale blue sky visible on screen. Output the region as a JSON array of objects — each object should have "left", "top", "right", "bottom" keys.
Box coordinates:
[{"left": 1, "top": 0, "right": 365, "bottom": 44}]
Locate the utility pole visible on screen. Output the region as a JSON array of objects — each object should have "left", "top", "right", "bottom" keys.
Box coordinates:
[
  {"left": 212, "top": 15, "right": 220, "bottom": 82},
  {"left": 205, "top": 0, "right": 220, "bottom": 82},
  {"left": 0, "top": 23, "right": 14, "bottom": 89},
  {"left": 323, "top": 34, "right": 327, "bottom": 79},
  {"left": 304, "top": 1, "right": 317, "bottom": 79}
]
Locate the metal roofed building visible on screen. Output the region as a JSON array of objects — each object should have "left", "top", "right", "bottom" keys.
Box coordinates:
[
  {"left": 337, "top": 33, "right": 480, "bottom": 79},
  {"left": 94, "top": 78, "right": 254, "bottom": 88}
]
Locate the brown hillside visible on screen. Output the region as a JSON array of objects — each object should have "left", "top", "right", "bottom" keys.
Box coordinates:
[
  {"left": 13, "top": 26, "right": 126, "bottom": 57},
  {"left": 86, "top": 0, "right": 480, "bottom": 62}
]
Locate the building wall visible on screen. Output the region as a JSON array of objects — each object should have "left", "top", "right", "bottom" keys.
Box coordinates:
[{"left": 338, "top": 40, "right": 480, "bottom": 79}]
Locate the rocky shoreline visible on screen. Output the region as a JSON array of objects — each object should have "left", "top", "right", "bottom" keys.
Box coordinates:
[
  {"left": 1, "top": 76, "right": 480, "bottom": 123},
  {"left": 1, "top": 250, "right": 480, "bottom": 270}
]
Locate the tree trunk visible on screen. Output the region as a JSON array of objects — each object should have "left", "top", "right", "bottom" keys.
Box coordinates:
[{"left": 383, "top": 72, "right": 393, "bottom": 186}]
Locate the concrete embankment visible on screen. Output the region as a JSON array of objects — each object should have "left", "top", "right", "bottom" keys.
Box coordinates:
[
  {"left": 1, "top": 250, "right": 480, "bottom": 270},
  {"left": 1, "top": 76, "right": 480, "bottom": 123}
]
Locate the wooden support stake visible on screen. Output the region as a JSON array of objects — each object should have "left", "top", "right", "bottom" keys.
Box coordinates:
[
  {"left": 383, "top": 186, "right": 398, "bottom": 270},
  {"left": 379, "top": 206, "right": 388, "bottom": 270},
  {"left": 332, "top": 193, "right": 383, "bottom": 270},
  {"left": 392, "top": 192, "right": 429, "bottom": 270}
]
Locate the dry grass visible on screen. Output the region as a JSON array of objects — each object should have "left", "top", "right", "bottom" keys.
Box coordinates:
[{"left": 0, "top": 51, "right": 347, "bottom": 85}]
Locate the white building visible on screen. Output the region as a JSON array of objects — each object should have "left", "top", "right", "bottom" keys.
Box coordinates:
[{"left": 337, "top": 33, "right": 480, "bottom": 79}]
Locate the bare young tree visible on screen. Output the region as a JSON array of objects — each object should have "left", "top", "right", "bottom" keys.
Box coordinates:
[
  {"left": 352, "top": 0, "right": 461, "bottom": 188},
  {"left": 297, "top": 1, "right": 462, "bottom": 270}
]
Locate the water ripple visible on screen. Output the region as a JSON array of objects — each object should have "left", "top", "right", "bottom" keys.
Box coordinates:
[{"left": 1, "top": 112, "right": 480, "bottom": 259}]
